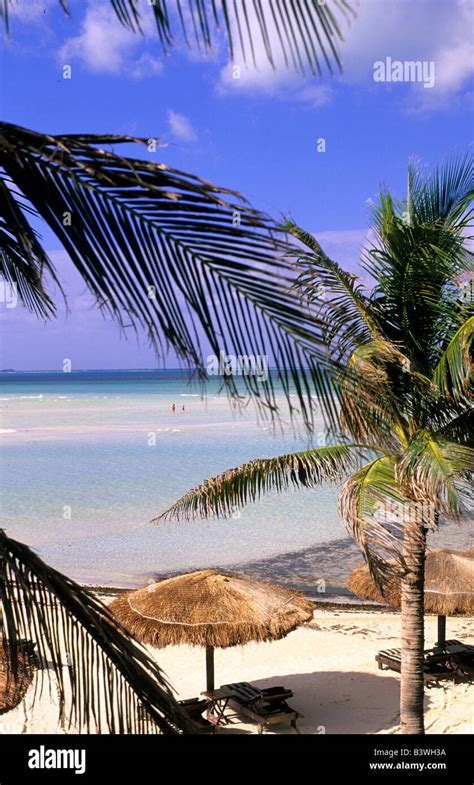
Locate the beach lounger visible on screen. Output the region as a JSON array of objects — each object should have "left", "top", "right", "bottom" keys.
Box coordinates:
[
  {"left": 179, "top": 697, "right": 216, "bottom": 734},
  {"left": 220, "top": 681, "right": 300, "bottom": 733},
  {"left": 221, "top": 681, "right": 294, "bottom": 704},
  {"left": 376, "top": 639, "right": 474, "bottom": 685}
]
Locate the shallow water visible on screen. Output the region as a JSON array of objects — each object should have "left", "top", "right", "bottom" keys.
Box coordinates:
[{"left": 0, "top": 370, "right": 471, "bottom": 595}]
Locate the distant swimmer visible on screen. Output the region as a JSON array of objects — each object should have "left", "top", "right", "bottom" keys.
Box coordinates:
[
  {"left": 182, "top": 405, "right": 185, "bottom": 412},
  {"left": 171, "top": 403, "right": 176, "bottom": 413}
]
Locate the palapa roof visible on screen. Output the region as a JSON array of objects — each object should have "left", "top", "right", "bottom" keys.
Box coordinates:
[
  {"left": 0, "top": 643, "right": 34, "bottom": 713},
  {"left": 109, "top": 569, "right": 314, "bottom": 649},
  {"left": 347, "top": 548, "right": 474, "bottom": 616}
]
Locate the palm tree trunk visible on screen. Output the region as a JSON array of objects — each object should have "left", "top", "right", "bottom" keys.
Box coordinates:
[{"left": 400, "top": 512, "right": 426, "bottom": 733}]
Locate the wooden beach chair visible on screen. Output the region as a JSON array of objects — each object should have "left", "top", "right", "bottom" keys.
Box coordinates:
[
  {"left": 220, "top": 681, "right": 300, "bottom": 734},
  {"left": 376, "top": 639, "right": 474, "bottom": 685},
  {"left": 222, "top": 681, "right": 294, "bottom": 703},
  {"left": 179, "top": 697, "right": 216, "bottom": 734}
]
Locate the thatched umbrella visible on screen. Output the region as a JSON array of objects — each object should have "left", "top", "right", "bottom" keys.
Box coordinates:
[
  {"left": 109, "top": 569, "right": 314, "bottom": 691},
  {"left": 0, "top": 642, "right": 35, "bottom": 714},
  {"left": 347, "top": 548, "right": 474, "bottom": 647}
]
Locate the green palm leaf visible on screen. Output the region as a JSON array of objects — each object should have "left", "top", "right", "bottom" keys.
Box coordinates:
[
  {"left": 338, "top": 339, "right": 412, "bottom": 449},
  {"left": 365, "top": 155, "right": 473, "bottom": 372},
  {"left": 397, "top": 430, "right": 474, "bottom": 515},
  {"left": 439, "top": 408, "right": 474, "bottom": 446},
  {"left": 1, "top": 1, "right": 356, "bottom": 77},
  {"left": 337, "top": 455, "right": 418, "bottom": 577},
  {"left": 283, "top": 220, "right": 379, "bottom": 359},
  {"left": 157, "top": 444, "right": 367, "bottom": 521},
  {"left": 432, "top": 315, "right": 474, "bottom": 401},
  {"left": 0, "top": 529, "right": 191, "bottom": 734}
]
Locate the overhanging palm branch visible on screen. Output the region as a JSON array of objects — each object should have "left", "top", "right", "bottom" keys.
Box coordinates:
[
  {"left": 0, "top": 121, "right": 344, "bottom": 431},
  {"left": 1, "top": 0, "right": 357, "bottom": 77},
  {"left": 157, "top": 443, "right": 369, "bottom": 521},
  {"left": 0, "top": 176, "right": 56, "bottom": 318},
  {"left": 0, "top": 529, "right": 191, "bottom": 734}
]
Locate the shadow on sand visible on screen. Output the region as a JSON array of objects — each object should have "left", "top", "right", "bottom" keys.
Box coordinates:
[{"left": 215, "top": 671, "right": 432, "bottom": 734}]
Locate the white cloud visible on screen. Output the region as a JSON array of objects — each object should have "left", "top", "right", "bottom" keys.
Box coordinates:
[
  {"left": 218, "top": 0, "right": 473, "bottom": 111},
  {"left": 129, "top": 52, "right": 163, "bottom": 80},
  {"left": 294, "top": 84, "right": 334, "bottom": 109},
  {"left": 58, "top": 2, "right": 163, "bottom": 79},
  {"left": 167, "top": 110, "right": 197, "bottom": 142},
  {"left": 219, "top": 59, "right": 334, "bottom": 107},
  {"left": 339, "top": 0, "right": 473, "bottom": 110}
]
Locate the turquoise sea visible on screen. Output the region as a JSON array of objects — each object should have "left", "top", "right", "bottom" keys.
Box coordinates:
[{"left": 0, "top": 370, "right": 471, "bottom": 599}]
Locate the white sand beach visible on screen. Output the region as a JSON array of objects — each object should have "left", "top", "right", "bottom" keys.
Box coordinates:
[{"left": 1, "top": 609, "right": 472, "bottom": 735}]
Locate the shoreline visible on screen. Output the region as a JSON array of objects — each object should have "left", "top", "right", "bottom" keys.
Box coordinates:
[{"left": 88, "top": 582, "right": 388, "bottom": 612}]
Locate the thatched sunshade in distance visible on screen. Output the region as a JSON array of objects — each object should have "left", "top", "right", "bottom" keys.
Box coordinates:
[
  {"left": 109, "top": 569, "right": 314, "bottom": 691},
  {"left": 347, "top": 548, "right": 474, "bottom": 647},
  {"left": 0, "top": 642, "right": 35, "bottom": 714}
]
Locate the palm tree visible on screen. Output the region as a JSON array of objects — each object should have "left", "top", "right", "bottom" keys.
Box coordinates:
[
  {"left": 0, "top": 121, "right": 339, "bottom": 730},
  {"left": 158, "top": 155, "right": 474, "bottom": 734},
  {"left": 1, "top": 0, "right": 357, "bottom": 77}
]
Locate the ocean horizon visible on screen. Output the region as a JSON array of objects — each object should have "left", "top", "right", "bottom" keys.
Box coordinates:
[{"left": 0, "top": 369, "right": 471, "bottom": 599}]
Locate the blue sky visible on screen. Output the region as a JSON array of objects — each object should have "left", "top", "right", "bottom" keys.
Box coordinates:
[{"left": 1, "top": 0, "right": 473, "bottom": 370}]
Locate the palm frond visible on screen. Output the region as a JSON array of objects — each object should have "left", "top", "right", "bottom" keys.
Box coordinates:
[
  {"left": 0, "top": 122, "right": 343, "bottom": 432},
  {"left": 337, "top": 340, "right": 411, "bottom": 449},
  {"left": 397, "top": 430, "right": 474, "bottom": 516},
  {"left": 157, "top": 443, "right": 366, "bottom": 522},
  {"left": 0, "top": 529, "right": 191, "bottom": 734},
  {"left": 439, "top": 408, "right": 474, "bottom": 447},
  {"left": 412, "top": 152, "right": 474, "bottom": 227},
  {"left": 0, "top": 175, "right": 57, "bottom": 318},
  {"left": 1, "top": 1, "right": 356, "bottom": 77},
  {"left": 337, "top": 455, "right": 421, "bottom": 580},
  {"left": 283, "top": 220, "right": 379, "bottom": 360},
  {"left": 432, "top": 315, "right": 474, "bottom": 401}
]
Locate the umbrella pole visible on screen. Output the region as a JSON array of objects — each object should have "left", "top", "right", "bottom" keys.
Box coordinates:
[
  {"left": 206, "top": 646, "right": 215, "bottom": 692},
  {"left": 436, "top": 615, "right": 446, "bottom": 648}
]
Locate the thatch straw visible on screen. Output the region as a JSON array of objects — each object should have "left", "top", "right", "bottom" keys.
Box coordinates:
[
  {"left": 0, "top": 642, "right": 35, "bottom": 713},
  {"left": 347, "top": 548, "right": 474, "bottom": 616},
  {"left": 109, "top": 569, "right": 314, "bottom": 649}
]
